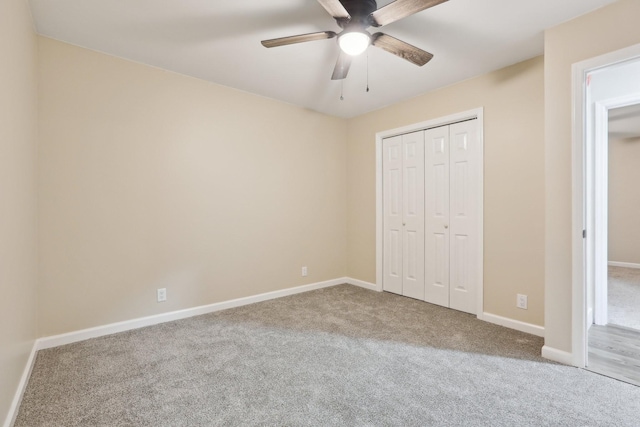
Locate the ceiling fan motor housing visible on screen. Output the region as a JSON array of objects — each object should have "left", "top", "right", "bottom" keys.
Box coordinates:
[{"left": 337, "top": 0, "right": 378, "bottom": 28}]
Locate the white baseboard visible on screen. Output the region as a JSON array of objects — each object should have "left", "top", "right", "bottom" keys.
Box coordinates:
[
  {"left": 3, "top": 341, "right": 38, "bottom": 427},
  {"left": 346, "top": 278, "right": 379, "bottom": 291},
  {"left": 608, "top": 261, "right": 640, "bottom": 269},
  {"left": 478, "top": 312, "right": 545, "bottom": 337},
  {"left": 38, "top": 278, "right": 347, "bottom": 350},
  {"left": 541, "top": 345, "right": 574, "bottom": 366}
]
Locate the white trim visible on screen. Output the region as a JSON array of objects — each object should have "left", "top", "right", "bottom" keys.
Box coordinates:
[
  {"left": 478, "top": 312, "right": 544, "bottom": 337},
  {"left": 3, "top": 341, "right": 38, "bottom": 427},
  {"left": 593, "top": 101, "right": 609, "bottom": 326},
  {"left": 571, "top": 51, "right": 588, "bottom": 369},
  {"left": 376, "top": 135, "right": 384, "bottom": 293},
  {"left": 541, "top": 345, "right": 574, "bottom": 366},
  {"left": 346, "top": 277, "right": 379, "bottom": 291},
  {"left": 608, "top": 261, "right": 640, "bottom": 269},
  {"left": 476, "top": 109, "right": 485, "bottom": 319},
  {"left": 37, "top": 278, "right": 346, "bottom": 350},
  {"left": 572, "top": 43, "right": 640, "bottom": 368},
  {"left": 375, "top": 108, "right": 484, "bottom": 315},
  {"left": 375, "top": 109, "right": 484, "bottom": 140}
]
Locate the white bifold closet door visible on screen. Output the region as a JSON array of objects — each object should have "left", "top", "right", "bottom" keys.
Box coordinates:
[
  {"left": 383, "top": 119, "right": 479, "bottom": 315},
  {"left": 425, "top": 120, "right": 478, "bottom": 314},
  {"left": 382, "top": 131, "right": 425, "bottom": 300}
]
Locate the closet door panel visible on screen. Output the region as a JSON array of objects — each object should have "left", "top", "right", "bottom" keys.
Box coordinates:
[
  {"left": 424, "top": 126, "right": 450, "bottom": 307},
  {"left": 383, "top": 136, "right": 403, "bottom": 295},
  {"left": 449, "top": 120, "right": 478, "bottom": 314},
  {"left": 402, "top": 131, "right": 425, "bottom": 300}
]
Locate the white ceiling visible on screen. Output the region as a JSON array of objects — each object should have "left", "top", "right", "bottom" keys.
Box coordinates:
[{"left": 29, "top": 0, "right": 617, "bottom": 118}]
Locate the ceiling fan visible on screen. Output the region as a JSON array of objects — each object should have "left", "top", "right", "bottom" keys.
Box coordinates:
[{"left": 261, "top": 0, "right": 448, "bottom": 80}]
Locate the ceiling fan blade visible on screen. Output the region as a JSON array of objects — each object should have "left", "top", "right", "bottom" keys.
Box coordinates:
[
  {"left": 370, "top": 0, "right": 448, "bottom": 27},
  {"left": 371, "top": 33, "right": 433, "bottom": 66},
  {"left": 261, "top": 31, "right": 337, "bottom": 48},
  {"left": 317, "top": 0, "right": 351, "bottom": 20},
  {"left": 331, "top": 51, "right": 352, "bottom": 80}
]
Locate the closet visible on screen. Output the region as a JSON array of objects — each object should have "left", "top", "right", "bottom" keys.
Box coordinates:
[{"left": 382, "top": 119, "right": 480, "bottom": 315}]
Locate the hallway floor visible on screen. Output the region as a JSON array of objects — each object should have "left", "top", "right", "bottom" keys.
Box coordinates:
[{"left": 608, "top": 266, "right": 640, "bottom": 330}]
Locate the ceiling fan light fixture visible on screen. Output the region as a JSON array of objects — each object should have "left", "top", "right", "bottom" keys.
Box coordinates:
[{"left": 338, "top": 31, "right": 370, "bottom": 56}]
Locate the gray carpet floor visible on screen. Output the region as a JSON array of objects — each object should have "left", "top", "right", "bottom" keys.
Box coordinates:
[
  {"left": 608, "top": 266, "right": 640, "bottom": 330},
  {"left": 15, "top": 285, "right": 640, "bottom": 426}
]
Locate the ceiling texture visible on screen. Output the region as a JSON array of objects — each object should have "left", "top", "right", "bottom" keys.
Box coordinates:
[{"left": 29, "top": 0, "right": 617, "bottom": 118}]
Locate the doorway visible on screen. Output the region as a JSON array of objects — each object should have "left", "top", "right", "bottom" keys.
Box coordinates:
[
  {"left": 572, "top": 43, "right": 640, "bottom": 384},
  {"left": 606, "top": 104, "right": 640, "bottom": 331},
  {"left": 588, "top": 103, "right": 640, "bottom": 386}
]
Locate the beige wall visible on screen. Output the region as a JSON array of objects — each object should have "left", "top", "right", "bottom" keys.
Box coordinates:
[
  {"left": 38, "top": 36, "right": 548, "bottom": 339},
  {"left": 347, "top": 56, "right": 545, "bottom": 326},
  {"left": 608, "top": 136, "right": 640, "bottom": 265},
  {"left": 0, "top": 0, "right": 39, "bottom": 423},
  {"left": 38, "top": 37, "right": 347, "bottom": 336},
  {"left": 544, "top": 0, "right": 640, "bottom": 353}
]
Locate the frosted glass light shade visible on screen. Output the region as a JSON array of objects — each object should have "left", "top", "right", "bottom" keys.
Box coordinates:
[{"left": 338, "top": 31, "right": 370, "bottom": 56}]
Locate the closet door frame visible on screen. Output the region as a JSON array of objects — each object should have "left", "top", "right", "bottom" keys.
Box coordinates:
[{"left": 375, "top": 108, "right": 484, "bottom": 317}]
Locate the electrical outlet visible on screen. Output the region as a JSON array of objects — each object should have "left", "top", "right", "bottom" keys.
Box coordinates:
[
  {"left": 517, "top": 294, "right": 528, "bottom": 310},
  {"left": 157, "top": 288, "right": 167, "bottom": 302},
  {"left": 302, "top": 266, "right": 308, "bottom": 277}
]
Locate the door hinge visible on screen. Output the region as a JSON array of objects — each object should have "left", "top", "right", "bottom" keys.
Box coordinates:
[{"left": 583, "top": 229, "right": 586, "bottom": 239}]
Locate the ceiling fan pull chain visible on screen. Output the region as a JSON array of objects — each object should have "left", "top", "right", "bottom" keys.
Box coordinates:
[
  {"left": 340, "top": 80, "right": 344, "bottom": 101},
  {"left": 366, "top": 50, "right": 370, "bottom": 93}
]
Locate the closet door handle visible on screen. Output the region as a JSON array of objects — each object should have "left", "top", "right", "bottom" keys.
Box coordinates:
[
  {"left": 403, "top": 222, "right": 406, "bottom": 226},
  {"left": 444, "top": 225, "right": 449, "bottom": 229}
]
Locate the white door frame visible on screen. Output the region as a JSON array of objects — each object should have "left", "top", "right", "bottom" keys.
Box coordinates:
[
  {"left": 571, "top": 43, "right": 640, "bottom": 368},
  {"left": 375, "top": 108, "right": 484, "bottom": 316}
]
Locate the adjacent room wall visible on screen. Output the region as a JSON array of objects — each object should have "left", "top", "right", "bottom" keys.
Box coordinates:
[
  {"left": 544, "top": 0, "right": 640, "bottom": 354},
  {"left": 38, "top": 37, "right": 348, "bottom": 336},
  {"left": 608, "top": 136, "right": 640, "bottom": 265},
  {"left": 0, "top": 0, "right": 39, "bottom": 423},
  {"left": 347, "top": 56, "right": 545, "bottom": 327}
]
